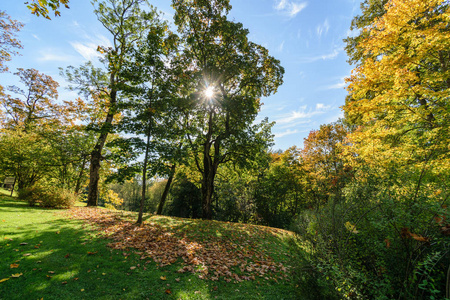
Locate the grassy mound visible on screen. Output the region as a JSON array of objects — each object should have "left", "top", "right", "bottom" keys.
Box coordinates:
[{"left": 0, "top": 196, "right": 299, "bottom": 299}]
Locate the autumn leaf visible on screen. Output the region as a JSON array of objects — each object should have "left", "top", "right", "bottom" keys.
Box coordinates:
[
  {"left": 0, "top": 278, "right": 10, "bottom": 283},
  {"left": 23, "top": 253, "right": 32, "bottom": 257},
  {"left": 87, "top": 251, "right": 97, "bottom": 255},
  {"left": 160, "top": 276, "right": 167, "bottom": 280},
  {"left": 64, "top": 253, "right": 70, "bottom": 258},
  {"left": 410, "top": 233, "right": 430, "bottom": 243},
  {"left": 165, "top": 289, "right": 172, "bottom": 294},
  {"left": 130, "top": 266, "right": 136, "bottom": 270},
  {"left": 11, "top": 273, "right": 23, "bottom": 278}
]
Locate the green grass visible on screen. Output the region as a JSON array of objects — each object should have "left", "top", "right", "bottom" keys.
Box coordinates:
[
  {"left": 0, "top": 187, "right": 16, "bottom": 197},
  {"left": 0, "top": 196, "right": 300, "bottom": 299}
]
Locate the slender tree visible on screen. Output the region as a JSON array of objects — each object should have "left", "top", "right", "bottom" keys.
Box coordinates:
[{"left": 64, "top": 0, "right": 158, "bottom": 206}]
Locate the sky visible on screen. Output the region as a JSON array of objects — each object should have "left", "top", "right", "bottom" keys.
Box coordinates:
[{"left": 1, "top": 0, "right": 361, "bottom": 150}]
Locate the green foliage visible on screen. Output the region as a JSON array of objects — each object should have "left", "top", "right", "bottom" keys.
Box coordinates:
[
  {"left": 19, "top": 184, "right": 77, "bottom": 208},
  {"left": 167, "top": 175, "right": 202, "bottom": 219},
  {"left": 26, "top": 0, "right": 70, "bottom": 19},
  {"left": 172, "top": 0, "right": 283, "bottom": 219},
  {"left": 293, "top": 167, "right": 450, "bottom": 299}
]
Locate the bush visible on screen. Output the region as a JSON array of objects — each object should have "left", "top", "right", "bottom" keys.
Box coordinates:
[
  {"left": 19, "top": 185, "right": 77, "bottom": 208},
  {"left": 292, "top": 174, "right": 450, "bottom": 300}
]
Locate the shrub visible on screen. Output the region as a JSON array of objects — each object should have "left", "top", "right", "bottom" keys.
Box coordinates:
[
  {"left": 19, "top": 185, "right": 76, "bottom": 208},
  {"left": 293, "top": 174, "right": 450, "bottom": 300}
]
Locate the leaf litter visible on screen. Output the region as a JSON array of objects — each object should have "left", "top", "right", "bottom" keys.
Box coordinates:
[{"left": 65, "top": 207, "right": 294, "bottom": 283}]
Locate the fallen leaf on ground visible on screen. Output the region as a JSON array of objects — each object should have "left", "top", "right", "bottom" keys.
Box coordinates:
[
  {"left": 0, "top": 278, "right": 10, "bottom": 283},
  {"left": 23, "top": 253, "right": 32, "bottom": 257},
  {"left": 165, "top": 289, "right": 172, "bottom": 294},
  {"left": 65, "top": 207, "right": 292, "bottom": 283},
  {"left": 11, "top": 273, "right": 23, "bottom": 278}
]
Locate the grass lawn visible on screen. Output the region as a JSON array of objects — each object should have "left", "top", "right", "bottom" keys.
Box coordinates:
[
  {"left": 0, "top": 196, "right": 300, "bottom": 299},
  {"left": 0, "top": 187, "right": 16, "bottom": 197}
]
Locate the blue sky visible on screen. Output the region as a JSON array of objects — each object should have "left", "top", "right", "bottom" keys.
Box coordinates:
[{"left": 1, "top": 0, "right": 360, "bottom": 150}]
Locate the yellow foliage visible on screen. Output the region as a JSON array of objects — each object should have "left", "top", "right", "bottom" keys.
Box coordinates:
[
  {"left": 103, "top": 189, "right": 123, "bottom": 210},
  {"left": 344, "top": 0, "right": 450, "bottom": 173}
]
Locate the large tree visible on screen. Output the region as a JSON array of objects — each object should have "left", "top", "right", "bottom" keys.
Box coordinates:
[
  {"left": 64, "top": 0, "right": 159, "bottom": 206},
  {"left": 344, "top": 0, "right": 450, "bottom": 171},
  {"left": 0, "top": 68, "right": 60, "bottom": 132},
  {"left": 172, "top": 0, "right": 284, "bottom": 219},
  {"left": 0, "top": 69, "right": 88, "bottom": 190}
]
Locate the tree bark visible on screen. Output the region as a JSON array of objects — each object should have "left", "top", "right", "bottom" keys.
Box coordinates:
[
  {"left": 137, "top": 125, "right": 151, "bottom": 226},
  {"left": 157, "top": 164, "right": 176, "bottom": 215},
  {"left": 74, "top": 155, "right": 88, "bottom": 195},
  {"left": 86, "top": 89, "right": 116, "bottom": 207}
]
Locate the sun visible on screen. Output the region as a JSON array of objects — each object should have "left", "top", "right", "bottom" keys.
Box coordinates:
[{"left": 204, "top": 86, "right": 214, "bottom": 99}]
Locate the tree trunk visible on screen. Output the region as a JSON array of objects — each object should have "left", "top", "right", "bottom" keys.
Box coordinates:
[
  {"left": 86, "top": 90, "right": 116, "bottom": 207},
  {"left": 137, "top": 127, "right": 151, "bottom": 226},
  {"left": 201, "top": 146, "right": 216, "bottom": 220},
  {"left": 74, "top": 155, "right": 88, "bottom": 195},
  {"left": 201, "top": 174, "right": 214, "bottom": 220},
  {"left": 157, "top": 164, "right": 176, "bottom": 215}
]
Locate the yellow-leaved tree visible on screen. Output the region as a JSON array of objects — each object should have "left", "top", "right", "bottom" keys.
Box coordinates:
[{"left": 344, "top": 0, "right": 450, "bottom": 178}]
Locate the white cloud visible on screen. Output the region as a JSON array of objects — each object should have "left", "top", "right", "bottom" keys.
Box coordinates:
[
  {"left": 275, "top": 129, "right": 298, "bottom": 138},
  {"left": 297, "top": 48, "right": 341, "bottom": 63},
  {"left": 276, "top": 0, "right": 288, "bottom": 10},
  {"left": 32, "top": 34, "right": 40, "bottom": 41},
  {"left": 277, "top": 41, "right": 285, "bottom": 52},
  {"left": 289, "top": 2, "right": 308, "bottom": 17},
  {"left": 274, "top": 0, "right": 307, "bottom": 18},
  {"left": 316, "top": 19, "right": 330, "bottom": 38},
  {"left": 322, "top": 76, "right": 348, "bottom": 90},
  {"left": 37, "top": 50, "right": 73, "bottom": 62},
  {"left": 324, "top": 82, "right": 347, "bottom": 90},
  {"left": 276, "top": 104, "right": 332, "bottom": 128},
  {"left": 316, "top": 103, "right": 331, "bottom": 110},
  {"left": 70, "top": 42, "right": 101, "bottom": 61}
]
